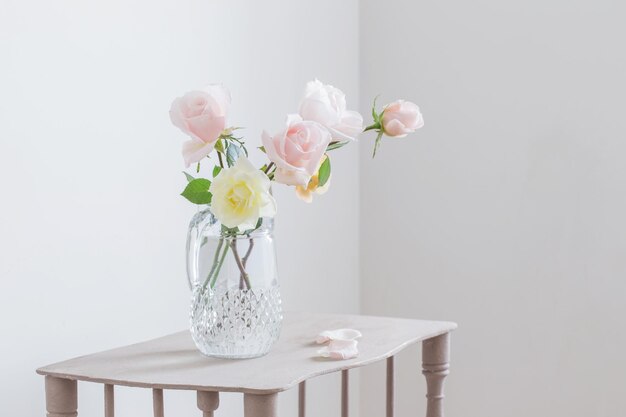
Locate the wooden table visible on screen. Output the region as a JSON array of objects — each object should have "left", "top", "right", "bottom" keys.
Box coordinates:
[{"left": 37, "top": 312, "right": 456, "bottom": 417}]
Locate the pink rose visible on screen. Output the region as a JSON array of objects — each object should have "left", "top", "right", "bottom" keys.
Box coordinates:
[
  {"left": 169, "top": 84, "right": 231, "bottom": 167},
  {"left": 381, "top": 100, "right": 424, "bottom": 137},
  {"left": 299, "top": 79, "right": 363, "bottom": 141},
  {"left": 262, "top": 115, "right": 331, "bottom": 186}
]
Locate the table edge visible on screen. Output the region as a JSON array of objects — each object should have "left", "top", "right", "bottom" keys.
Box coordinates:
[{"left": 36, "top": 324, "right": 457, "bottom": 394}]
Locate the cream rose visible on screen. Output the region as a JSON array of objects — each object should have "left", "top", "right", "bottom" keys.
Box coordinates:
[
  {"left": 262, "top": 115, "right": 331, "bottom": 186},
  {"left": 169, "top": 84, "right": 231, "bottom": 167},
  {"left": 298, "top": 79, "right": 363, "bottom": 141},
  {"left": 209, "top": 157, "right": 276, "bottom": 229},
  {"left": 381, "top": 100, "right": 424, "bottom": 137}
]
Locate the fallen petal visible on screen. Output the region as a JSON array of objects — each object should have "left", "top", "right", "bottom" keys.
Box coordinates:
[
  {"left": 318, "top": 339, "right": 359, "bottom": 360},
  {"left": 316, "top": 328, "right": 362, "bottom": 344}
]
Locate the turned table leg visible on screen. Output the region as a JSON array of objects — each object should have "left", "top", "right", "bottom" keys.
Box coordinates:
[
  {"left": 422, "top": 333, "right": 450, "bottom": 417},
  {"left": 387, "top": 356, "right": 395, "bottom": 417},
  {"left": 298, "top": 382, "right": 306, "bottom": 417},
  {"left": 244, "top": 393, "right": 278, "bottom": 417},
  {"left": 197, "top": 391, "right": 219, "bottom": 417},
  {"left": 104, "top": 384, "right": 114, "bottom": 417},
  {"left": 341, "top": 370, "right": 349, "bottom": 417},
  {"left": 45, "top": 376, "right": 77, "bottom": 417},
  {"left": 152, "top": 389, "right": 164, "bottom": 417}
]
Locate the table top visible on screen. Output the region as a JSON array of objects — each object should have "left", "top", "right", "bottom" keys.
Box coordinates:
[{"left": 37, "top": 312, "right": 456, "bottom": 394}]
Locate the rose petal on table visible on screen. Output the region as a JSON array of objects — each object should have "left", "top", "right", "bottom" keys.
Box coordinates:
[
  {"left": 315, "top": 328, "right": 362, "bottom": 344},
  {"left": 318, "top": 339, "right": 359, "bottom": 360}
]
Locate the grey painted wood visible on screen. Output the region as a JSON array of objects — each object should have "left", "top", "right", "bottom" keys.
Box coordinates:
[
  {"left": 37, "top": 312, "right": 456, "bottom": 394},
  {"left": 341, "top": 370, "right": 349, "bottom": 417},
  {"left": 104, "top": 384, "right": 114, "bottom": 417},
  {"left": 298, "top": 381, "right": 306, "bottom": 417},
  {"left": 197, "top": 391, "right": 219, "bottom": 417},
  {"left": 244, "top": 393, "right": 278, "bottom": 417},
  {"left": 386, "top": 356, "right": 394, "bottom": 417},
  {"left": 422, "top": 333, "right": 450, "bottom": 417},
  {"left": 45, "top": 376, "right": 77, "bottom": 417},
  {"left": 152, "top": 389, "right": 164, "bottom": 417}
]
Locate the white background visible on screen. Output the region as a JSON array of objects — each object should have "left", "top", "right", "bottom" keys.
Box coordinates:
[
  {"left": 360, "top": 1, "right": 626, "bottom": 416},
  {"left": 1, "top": 1, "right": 359, "bottom": 416},
  {"left": 2, "top": 1, "right": 626, "bottom": 416}
]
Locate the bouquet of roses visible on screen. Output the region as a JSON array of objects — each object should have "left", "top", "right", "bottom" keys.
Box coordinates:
[{"left": 170, "top": 79, "right": 423, "bottom": 233}]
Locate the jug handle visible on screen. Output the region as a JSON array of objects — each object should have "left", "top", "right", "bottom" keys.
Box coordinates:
[
  {"left": 186, "top": 210, "right": 208, "bottom": 290},
  {"left": 186, "top": 221, "right": 199, "bottom": 290}
]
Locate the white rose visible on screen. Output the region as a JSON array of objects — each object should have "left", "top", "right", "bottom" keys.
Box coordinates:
[
  {"left": 298, "top": 79, "right": 363, "bottom": 141},
  {"left": 209, "top": 157, "right": 276, "bottom": 229}
]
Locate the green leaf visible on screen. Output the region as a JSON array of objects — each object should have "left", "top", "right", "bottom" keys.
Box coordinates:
[
  {"left": 183, "top": 172, "right": 195, "bottom": 182},
  {"left": 214, "top": 139, "right": 224, "bottom": 153},
  {"left": 258, "top": 146, "right": 266, "bottom": 153},
  {"left": 371, "top": 95, "right": 380, "bottom": 123},
  {"left": 221, "top": 224, "right": 239, "bottom": 235},
  {"left": 226, "top": 143, "right": 242, "bottom": 167},
  {"left": 318, "top": 156, "right": 331, "bottom": 187},
  {"left": 225, "top": 144, "right": 235, "bottom": 167},
  {"left": 181, "top": 178, "right": 212, "bottom": 204},
  {"left": 363, "top": 122, "right": 381, "bottom": 132},
  {"left": 327, "top": 141, "right": 349, "bottom": 151},
  {"left": 224, "top": 135, "right": 249, "bottom": 157},
  {"left": 212, "top": 166, "right": 222, "bottom": 178},
  {"left": 372, "top": 130, "right": 385, "bottom": 158}
]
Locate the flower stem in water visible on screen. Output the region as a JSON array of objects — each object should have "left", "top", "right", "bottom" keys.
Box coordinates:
[
  {"left": 209, "top": 242, "right": 230, "bottom": 289},
  {"left": 230, "top": 239, "right": 252, "bottom": 290},
  {"left": 201, "top": 238, "right": 224, "bottom": 290}
]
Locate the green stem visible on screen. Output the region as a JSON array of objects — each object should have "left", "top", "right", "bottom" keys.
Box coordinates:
[
  {"left": 242, "top": 236, "right": 254, "bottom": 266},
  {"left": 230, "top": 239, "right": 252, "bottom": 290},
  {"left": 209, "top": 242, "right": 230, "bottom": 289},
  {"left": 372, "top": 130, "right": 384, "bottom": 158},
  {"left": 363, "top": 122, "right": 381, "bottom": 132},
  {"left": 267, "top": 165, "right": 277, "bottom": 181},
  {"left": 217, "top": 152, "right": 224, "bottom": 168},
  {"left": 200, "top": 238, "right": 223, "bottom": 290},
  {"left": 239, "top": 236, "right": 254, "bottom": 289}
]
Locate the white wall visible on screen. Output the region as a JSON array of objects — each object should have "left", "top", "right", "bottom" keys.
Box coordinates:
[
  {"left": 359, "top": 1, "right": 626, "bottom": 416},
  {"left": 0, "top": 1, "right": 359, "bottom": 416},
  {"left": 5, "top": 1, "right": 625, "bottom": 416}
]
